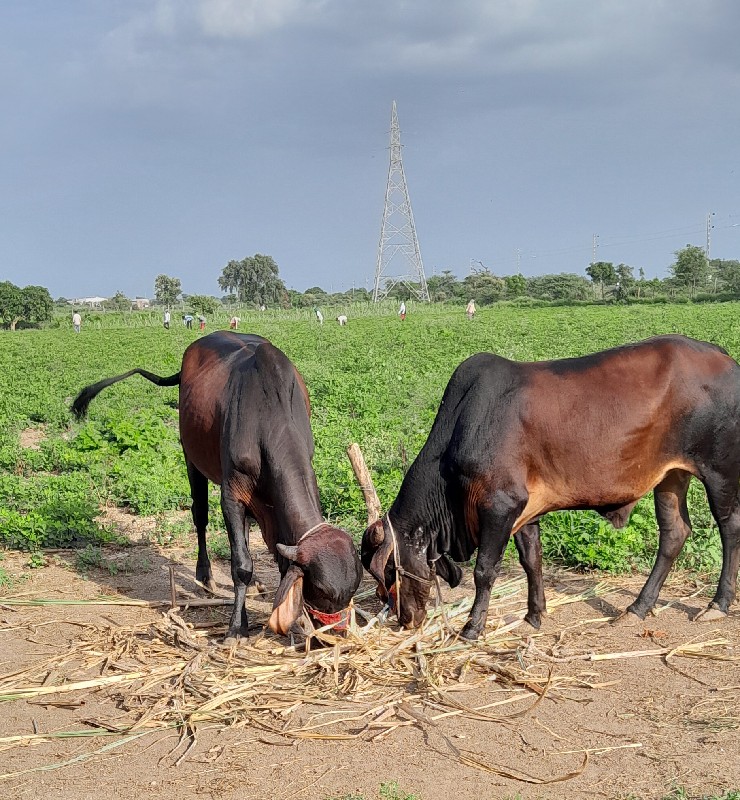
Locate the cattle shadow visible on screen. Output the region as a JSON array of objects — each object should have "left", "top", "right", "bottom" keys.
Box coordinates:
[
  {"left": 49, "top": 534, "right": 391, "bottom": 645},
  {"left": 49, "top": 533, "right": 282, "bottom": 633},
  {"left": 48, "top": 539, "right": 707, "bottom": 637},
  {"left": 577, "top": 575, "right": 707, "bottom": 623}
]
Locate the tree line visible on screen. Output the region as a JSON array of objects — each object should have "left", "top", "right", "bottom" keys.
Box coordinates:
[
  {"left": 185, "top": 245, "right": 738, "bottom": 309},
  {"left": 2, "top": 245, "right": 739, "bottom": 329}
]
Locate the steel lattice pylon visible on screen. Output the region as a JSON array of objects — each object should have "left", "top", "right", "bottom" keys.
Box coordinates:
[{"left": 373, "top": 101, "right": 430, "bottom": 302}]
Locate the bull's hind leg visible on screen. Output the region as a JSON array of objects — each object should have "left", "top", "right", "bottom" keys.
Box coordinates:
[
  {"left": 514, "top": 522, "right": 546, "bottom": 629},
  {"left": 626, "top": 470, "right": 692, "bottom": 620},
  {"left": 221, "top": 487, "right": 252, "bottom": 643},
  {"left": 186, "top": 460, "right": 216, "bottom": 593},
  {"left": 461, "top": 491, "right": 526, "bottom": 640},
  {"left": 697, "top": 477, "right": 740, "bottom": 620}
]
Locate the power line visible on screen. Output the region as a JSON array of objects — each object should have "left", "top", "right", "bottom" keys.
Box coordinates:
[{"left": 473, "top": 214, "right": 740, "bottom": 273}]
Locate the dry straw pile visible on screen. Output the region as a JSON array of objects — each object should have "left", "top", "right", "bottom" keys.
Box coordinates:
[{"left": 0, "top": 576, "right": 735, "bottom": 784}]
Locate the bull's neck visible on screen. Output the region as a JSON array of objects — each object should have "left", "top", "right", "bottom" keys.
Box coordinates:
[
  {"left": 261, "top": 460, "right": 324, "bottom": 544},
  {"left": 389, "top": 450, "right": 452, "bottom": 543}
]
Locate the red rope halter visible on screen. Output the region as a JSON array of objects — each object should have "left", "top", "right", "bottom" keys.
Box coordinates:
[{"left": 304, "top": 602, "right": 350, "bottom": 632}]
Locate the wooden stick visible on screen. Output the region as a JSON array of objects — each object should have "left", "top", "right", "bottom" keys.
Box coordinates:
[
  {"left": 346, "top": 442, "right": 382, "bottom": 525},
  {"left": 179, "top": 598, "right": 233, "bottom": 609},
  {"left": 169, "top": 566, "right": 177, "bottom": 609}
]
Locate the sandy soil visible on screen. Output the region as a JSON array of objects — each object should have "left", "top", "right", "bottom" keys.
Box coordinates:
[{"left": 0, "top": 531, "right": 738, "bottom": 800}]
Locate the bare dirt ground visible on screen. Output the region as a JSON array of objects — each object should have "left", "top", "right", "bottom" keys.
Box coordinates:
[{"left": 1, "top": 529, "right": 739, "bottom": 800}]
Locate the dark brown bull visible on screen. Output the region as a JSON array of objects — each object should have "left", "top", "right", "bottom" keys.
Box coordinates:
[
  {"left": 361, "top": 335, "right": 740, "bottom": 639},
  {"left": 73, "top": 331, "right": 362, "bottom": 642}
]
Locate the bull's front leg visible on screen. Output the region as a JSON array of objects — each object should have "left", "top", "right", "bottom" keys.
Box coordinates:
[
  {"left": 460, "top": 493, "right": 524, "bottom": 640},
  {"left": 221, "top": 488, "right": 253, "bottom": 644}
]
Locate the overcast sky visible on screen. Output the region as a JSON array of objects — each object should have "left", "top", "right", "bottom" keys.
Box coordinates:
[{"left": 2, "top": 1, "right": 739, "bottom": 299}]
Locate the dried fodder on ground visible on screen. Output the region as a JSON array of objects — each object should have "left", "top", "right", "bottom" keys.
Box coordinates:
[{"left": 0, "top": 576, "right": 738, "bottom": 784}]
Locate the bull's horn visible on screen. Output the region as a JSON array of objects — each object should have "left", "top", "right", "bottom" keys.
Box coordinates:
[
  {"left": 276, "top": 543, "right": 299, "bottom": 561},
  {"left": 369, "top": 520, "right": 385, "bottom": 546},
  {"left": 347, "top": 442, "right": 382, "bottom": 525}
]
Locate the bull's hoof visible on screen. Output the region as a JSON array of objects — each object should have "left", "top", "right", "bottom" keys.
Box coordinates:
[
  {"left": 222, "top": 625, "right": 249, "bottom": 647},
  {"left": 195, "top": 576, "right": 219, "bottom": 595},
  {"left": 221, "top": 635, "right": 246, "bottom": 648},
  {"left": 460, "top": 622, "right": 482, "bottom": 641},
  {"left": 693, "top": 605, "right": 727, "bottom": 622},
  {"left": 245, "top": 580, "right": 267, "bottom": 598},
  {"left": 611, "top": 610, "right": 643, "bottom": 627},
  {"left": 524, "top": 611, "right": 542, "bottom": 630}
]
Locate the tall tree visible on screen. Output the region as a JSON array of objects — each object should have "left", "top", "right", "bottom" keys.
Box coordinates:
[
  {"left": 0, "top": 281, "right": 24, "bottom": 329},
  {"left": 709, "top": 258, "right": 740, "bottom": 295},
  {"left": 615, "top": 263, "right": 634, "bottom": 288},
  {"left": 528, "top": 273, "right": 592, "bottom": 301},
  {"left": 504, "top": 273, "right": 527, "bottom": 298},
  {"left": 636, "top": 267, "right": 646, "bottom": 298},
  {"left": 0, "top": 282, "right": 53, "bottom": 330},
  {"left": 154, "top": 274, "right": 182, "bottom": 307},
  {"left": 585, "top": 262, "right": 617, "bottom": 299},
  {"left": 188, "top": 295, "right": 220, "bottom": 315},
  {"left": 20, "top": 285, "right": 53, "bottom": 325},
  {"left": 613, "top": 264, "right": 635, "bottom": 300},
  {"left": 217, "top": 254, "right": 287, "bottom": 307},
  {"left": 105, "top": 291, "right": 131, "bottom": 311},
  {"left": 670, "top": 245, "right": 709, "bottom": 297},
  {"left": 427, "top": 270, "right": 460, "bottom": 301},
  {"left": 462, "top": 269, "right": 505, "bottom": 305}
]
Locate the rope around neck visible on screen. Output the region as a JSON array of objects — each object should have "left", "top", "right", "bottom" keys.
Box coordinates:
[
  {"left": 297, "top": 521, "right": 327, "bottom": 543},
  {"left": 386, "top": 515, "right": 403, "bottom": 623}
]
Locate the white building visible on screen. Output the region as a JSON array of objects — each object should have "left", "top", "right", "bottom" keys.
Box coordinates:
[{"left": 70, "top": 296, "right": 107, "bottom": 308}]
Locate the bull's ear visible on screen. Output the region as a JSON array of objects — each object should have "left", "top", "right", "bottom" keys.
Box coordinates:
[
  {"left": 361, "top": 519, "right": 385, "bottom": 570},
  {"left": 367, "top": 535, "right": 394, "bottom": 586},
  {"left": 435, "top": 553, "right": 462, "bottom": 588},
  {"left": 267, "top": 565, "right": 304, "bottom": 635},
  {"left": 368, "top": 519, "right": 385, "bottom": 547}
]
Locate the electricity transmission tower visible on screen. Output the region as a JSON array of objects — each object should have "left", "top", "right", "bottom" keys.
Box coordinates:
[{"left": 373, "top": 101, "right": 429, "bottom": 302}]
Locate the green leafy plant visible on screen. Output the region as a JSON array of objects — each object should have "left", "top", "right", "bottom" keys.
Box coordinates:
[
  {"left": 0, "top": 301, "right": 738, "bottom": 585},
  {"left": 0, "top": 567, "right": 14, "bottom": 591},
  {"left": 27, "top": 552, "right": 46, "bottom": 569},
  {"left": 75, "top": 545, "right": 110, "bottom": 575},
  {"left": 325, "top": 783, "right": 420, "bottom": 800},
  {"left": 379, "top": 783, "right": 420, "bottom": 800}
]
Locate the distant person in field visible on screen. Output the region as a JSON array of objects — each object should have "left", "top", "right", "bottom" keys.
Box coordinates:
[
  {"left": 314, "top": 307, "right": 324, "bottom": 325},
  {"left": 229, "top": 316, "right": 240, "bottom": 330},
  {"left": 72, "top": 310, "right": 81, "bottom": 333},
  {"left": 183, "top": 314, "right": 193, "bottom": 329},
  {"left": 198, "top": 314, "right": 206, "bottom": 331},
  {"left": 398, "top": 301, "right": 406, "bottom": 321},
  {"left": 163, "top": 309, "right": 171, "bottom": 330},
  {"left": 336, "top": 314, "right": 348, "bottom": 326},
  {"left": 466, "top": 299, "right": 476, "bottom": 320}
]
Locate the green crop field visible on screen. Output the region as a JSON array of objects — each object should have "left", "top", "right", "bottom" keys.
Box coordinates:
[{"left": 2, "top": 301, "right": 740, "bottom": 576}]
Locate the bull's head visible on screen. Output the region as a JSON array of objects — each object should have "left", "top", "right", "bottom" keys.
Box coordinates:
[
  {"left": 268, "top": 525, "right": 362, "bottom": 635},
  {"left": 349, "top": 442, "right": 463, "bottom": 629},
  {"left": 360, "top": 517, "right": 434, "bottom": 628}
]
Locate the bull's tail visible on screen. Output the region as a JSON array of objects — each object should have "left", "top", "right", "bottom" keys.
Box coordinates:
[{"left": 71, "top": 369, "right": 181, "bottom": 419}]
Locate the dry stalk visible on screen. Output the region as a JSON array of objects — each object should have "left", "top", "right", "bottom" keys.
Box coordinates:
[{"left": 2, "top": 572, "right": 735, "bottom": 785}]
